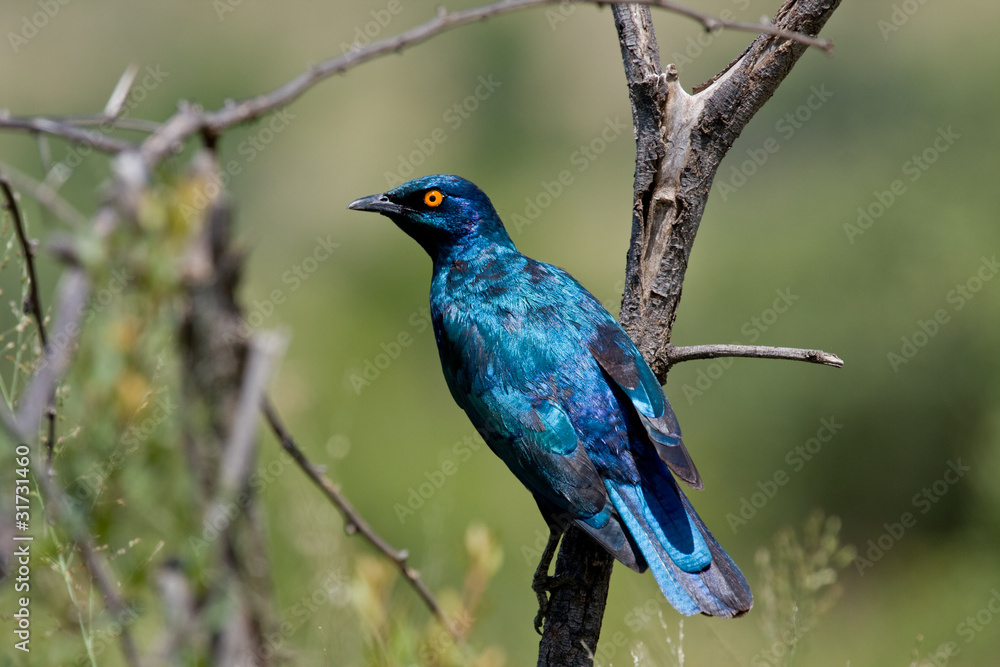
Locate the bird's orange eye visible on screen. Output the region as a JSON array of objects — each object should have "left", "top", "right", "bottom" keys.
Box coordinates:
[{"left": 423, "top": 189, "right": 444, "bottom": 207}]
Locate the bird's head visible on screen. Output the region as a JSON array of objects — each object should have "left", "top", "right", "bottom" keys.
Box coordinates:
[{"left": 348, "top": 175, "right": 512, "bottom": 259}]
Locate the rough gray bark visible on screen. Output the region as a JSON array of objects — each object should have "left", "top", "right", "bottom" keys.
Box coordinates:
[
  {"left": 534, "top": 526, "right": 615, "bottom": 665},
  {"left": 619, "top": 0, "right": 845, "bottom": 380},
  {"left": 537, "top": 2, "right": 842, "bottom": 665}
]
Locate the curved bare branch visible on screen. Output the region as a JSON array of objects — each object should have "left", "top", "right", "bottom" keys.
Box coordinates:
[{"left": 138, "top": 0, "right": 831, "bottom": 165}]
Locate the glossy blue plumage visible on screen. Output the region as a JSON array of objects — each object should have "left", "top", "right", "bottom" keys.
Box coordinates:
[{"left": 349, "top": 175, "right": 752, "bottom": 617}]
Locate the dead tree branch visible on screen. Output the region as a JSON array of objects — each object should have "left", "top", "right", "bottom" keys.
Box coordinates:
[
  {"left": 537, "top": 2, "right": 843, "bottom": 664},
  {"left": 0, "top": 160, "right": 88, "bottom": 227},
  {"left": 138, "top": 0, "right": 830, "bottom": 164},
  {"left": 261, "top": 398, "right": 458, "bottom": 639},
  {"left": 206, "top": 331, "right": 288, "bottom": 546},
  {"left": 666, "top": 343, "right": 844, "bottom": 368},
  {"left": 175, "top": 176, "right": 278, "bottom": 665},
  {"left": 0, "top": 213, "right": 137, "bottom": 664},
  {"left": 618, "top": 0, "right": 845, "bottom": 381},
  {"left": 0, "top": 115, "right": 135, "bottom": 153}
]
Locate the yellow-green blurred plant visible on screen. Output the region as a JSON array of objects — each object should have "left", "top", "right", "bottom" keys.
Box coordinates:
[
  {"left": 351, "top": 522, "right": 507, "bottom": 667},
  {"left": 754, "top": 510, "right": 857, "bottom": 666},
  {"left": 0, "top": 171, "right": 223, "bottom": 664}
]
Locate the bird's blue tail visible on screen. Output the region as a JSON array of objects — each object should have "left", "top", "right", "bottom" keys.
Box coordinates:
[{"left": 606, "top": 461, "right": 752, "bottom": 617}]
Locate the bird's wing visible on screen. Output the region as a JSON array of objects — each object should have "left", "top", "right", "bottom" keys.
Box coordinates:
[
  {"left": 587, "top": 319, "right": 703, "bottom": 489},
  {"left": 433, "top": 292, "right": 609, "bottom": 518},
  {"left": 434, "top": 298, "right": 648, "bottom": 568},
  {"left": 463, "top": 384, "right": 609, "bottom": 520}
]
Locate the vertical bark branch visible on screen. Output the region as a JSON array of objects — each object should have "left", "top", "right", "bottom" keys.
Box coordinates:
[
  {"left": 621, "top": 0, "right": 844, "bottom": 380},
  {"left": 538, "top": 2, "right": 841, "bottom": 664},
  {"left": 535, "top": 528, "right": 614, "bottom": 665},
  {"left": 174, "top": 157, "right": 276, "bottom": 665}
]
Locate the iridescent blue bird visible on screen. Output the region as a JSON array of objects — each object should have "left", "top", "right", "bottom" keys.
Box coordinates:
[{"left": 349, "top": 175, "right": 752, "bottom": 628}]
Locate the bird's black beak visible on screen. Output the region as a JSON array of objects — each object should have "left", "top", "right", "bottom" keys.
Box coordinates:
[{"left": 347, "top": 192, "right": 405, "bottom": 216}]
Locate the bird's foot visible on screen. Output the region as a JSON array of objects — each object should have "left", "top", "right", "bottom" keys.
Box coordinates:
[{"left": 532, "top": 573, "right": 572, "bottom": 634}]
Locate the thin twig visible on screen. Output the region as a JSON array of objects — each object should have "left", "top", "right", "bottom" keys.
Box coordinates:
[
  {"left": 260, "top": 397, "right": 458, "bottom": 640},
  {"left": 0, "top": 171, "right": 58, "bottom": 458},
  {"left": 0, "top": 173, "right": 48, "bottom": 350},
  {"left": 103, "top": 64, "right": 140, "bottom": 119},
  {"left": 52, "top": 115, "right": 163, "bottom": 133},
  {"left": 138, "top": 0, "right": 831, "bottom": 164},
  {"left": 665, "top": 343, "right": 844, "bottom": 368},
  {"left": 0, "top": 115, "right": 134, "bottom": 153},
  {"left": 651, "top": 0, "right": 832, "bottom": 51},
  {"left": 0, "top": 160, "right": 88, "bottom": 227}
]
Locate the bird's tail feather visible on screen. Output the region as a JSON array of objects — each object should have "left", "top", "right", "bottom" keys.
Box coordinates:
[
  {"left": 679, "top": 491, "right": 753, "bottom": 616},
  {"left": 606, "top": 465, "right": 752, "bottom": 618}
]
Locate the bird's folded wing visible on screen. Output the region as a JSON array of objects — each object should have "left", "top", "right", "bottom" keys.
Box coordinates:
[
  {"left": 588, "top": 320, "right": 702, "bottom": 489},
  {"left": 463, "top": 386, "right": 609, "bottom": 520}
]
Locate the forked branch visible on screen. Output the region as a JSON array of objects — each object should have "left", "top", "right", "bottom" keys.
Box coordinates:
[{"left": 617, "top": 0, "right": 845, "bottom": 381}]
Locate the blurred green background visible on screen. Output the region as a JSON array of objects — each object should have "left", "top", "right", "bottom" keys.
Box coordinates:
[{"left": 1, "top": 1, "right": 999, "bottom": 665}]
